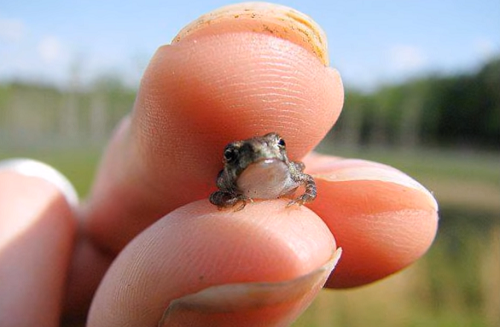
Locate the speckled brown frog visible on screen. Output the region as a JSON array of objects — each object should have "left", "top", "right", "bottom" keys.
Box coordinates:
[{"left": 209, "top": 132, "right": 316, "bottom": 210}]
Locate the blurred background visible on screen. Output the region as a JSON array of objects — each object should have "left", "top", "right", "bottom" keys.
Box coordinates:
[{"left": 1, "top": 1, "right": 499, "bottom": 326}]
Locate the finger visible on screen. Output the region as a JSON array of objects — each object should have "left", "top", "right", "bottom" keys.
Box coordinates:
[
  {"left": 303, "top": 153, "right": 439, "bottom": 288},
  {"left": 87, "top": 200, "right": 339, "bottom": 327},
  {"left": 62, "top": 234, "right": 113, "bottom": 320},
  {"left": 82, "top": 2, "right": 344, "bottom": 253},
  {"left": 0, "top": 160, "right": 76, "bottom": 327}
]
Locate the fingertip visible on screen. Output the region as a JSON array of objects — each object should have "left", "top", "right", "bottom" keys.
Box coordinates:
[
  {"left": 160, "top": 248, "right": 342, "bottom": 327},
  {"left": 304, "top": 155, "right": 438, "bottom": 288},
  {"left": 0, "top": 159, "right": 77, "bottom": 241},
  {"left": 0, "top": 158, "right": 79, "bottom": 208},
  {"left": 88, "top": 200, "right": 336, "bottom": 326},
  {"left": 140, "top": 30, "right": 343, "bottom": 158},
  {"left": 173, "top": 2, "right": 330, "bottom": 66},
  {"left": 0, "top": 162, "right": 76, "bottom": 326}
]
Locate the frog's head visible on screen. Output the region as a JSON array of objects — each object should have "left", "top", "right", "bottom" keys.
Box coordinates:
[{"left": 222, "top": 132, "right": 289, "bottom": 176}]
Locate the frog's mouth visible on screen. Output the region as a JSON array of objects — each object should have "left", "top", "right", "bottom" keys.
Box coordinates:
[{"left": 236, "top": 159, "right": 291, "bottom": 199}]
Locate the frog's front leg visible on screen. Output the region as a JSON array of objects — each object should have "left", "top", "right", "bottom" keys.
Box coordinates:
[
  {"left": 287, "top": 162, "right": 317, "bottom": 206},
  {"left": 209, "top": 191, "right": 253, "bottom": 211}
]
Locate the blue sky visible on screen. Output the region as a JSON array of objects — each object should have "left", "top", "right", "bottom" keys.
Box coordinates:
[{"left": 1, "top": 0, "right": 499, "bottom": 89}]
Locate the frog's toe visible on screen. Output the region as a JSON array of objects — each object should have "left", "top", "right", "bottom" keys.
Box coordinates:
[
  {"left": 227, "top": 195, "right": 252, "bottom": 211},
  {"left": 286, "top": 199, "right": 301, "bottom": 207},
  {"left": 234, "top": 201, "right": 247, "bottom": 211},
  {"left": 287, "top": 194, "right": 314, "bottom": 207}
]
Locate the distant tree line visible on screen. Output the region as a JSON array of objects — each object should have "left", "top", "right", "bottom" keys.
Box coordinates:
[
  {"left": 331, "top": 57, "right": 500, "bottom": 150},
  {"left": 0, "top": 57, "right": 498, "bottom": 151},
  {"left": 0, "top": 77, "right": 135, "bottom": 149}
]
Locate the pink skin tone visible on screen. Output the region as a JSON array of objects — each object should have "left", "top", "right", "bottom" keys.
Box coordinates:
[
  {"left": 0, "top": 7, "right": 438, "bottom": 327},
  {"left": 0, "top": 173, "right": 75, "bottom": 326}
]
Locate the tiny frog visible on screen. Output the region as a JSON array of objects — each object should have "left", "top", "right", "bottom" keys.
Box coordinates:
[{"left": 209, "top": 132, "right": 316, "bottom": 210}]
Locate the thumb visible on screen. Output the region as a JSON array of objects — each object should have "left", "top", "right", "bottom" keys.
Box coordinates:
[{"left": 87, "top": 201, "right": 341, "bottom": 327}]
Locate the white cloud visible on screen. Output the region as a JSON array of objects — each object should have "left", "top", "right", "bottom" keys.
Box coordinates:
[
  {"left": 388, "top": 45, "right": 427, "bottom": 72},
  {"left": 38, "top": 36, "right": 66, "bottom": 63},
  {"left": 338, "top": 62, "right": 379, "bottom": 90},
  {"left": 0, "top": 18, "right": 25, "bottom": 42},
  {"left": 473, "top": 37, "right": 497, "bottom": 59}
]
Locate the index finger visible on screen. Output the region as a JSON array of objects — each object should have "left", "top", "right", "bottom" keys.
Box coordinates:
[{"left": 82, "top": 2, "right": 344, "bottom": 253}]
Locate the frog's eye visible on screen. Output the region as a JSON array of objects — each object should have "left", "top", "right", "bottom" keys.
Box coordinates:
[
  {"left": 224, "top": 147, "right": 238, "bottom": 163},
  {"left": 277, "top": 138, "right": 286, "bottom": 148}
]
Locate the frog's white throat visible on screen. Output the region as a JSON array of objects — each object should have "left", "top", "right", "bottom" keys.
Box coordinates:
[{"left": 236, "top": 158, "right": 299, "bottom": 200}]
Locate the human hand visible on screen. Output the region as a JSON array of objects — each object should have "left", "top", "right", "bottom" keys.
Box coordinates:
[{"left": 0, "top": 2, "right": 438, "bottom": 326}]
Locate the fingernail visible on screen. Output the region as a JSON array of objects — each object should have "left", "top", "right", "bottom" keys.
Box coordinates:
[
  {"left": 173, "top": 2, "right": 329, "bottom": 66},
  {"left": 159, "top": 248, "right": 342, "bottom": 326},
  {"left": 0, "top": 158, "right": 79, "bottom": 208},
  {"left": 314, "top": 160, "right": 439, "bottom": 211}
]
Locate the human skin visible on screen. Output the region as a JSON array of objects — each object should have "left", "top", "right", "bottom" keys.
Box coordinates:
[{"left": 0, "top": 3, "right": 438, "bottom": 327}]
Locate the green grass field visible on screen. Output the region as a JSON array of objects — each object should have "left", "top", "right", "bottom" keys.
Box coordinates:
[{"left": 1, "top": 145, "right": 499, "bottom": 326}]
